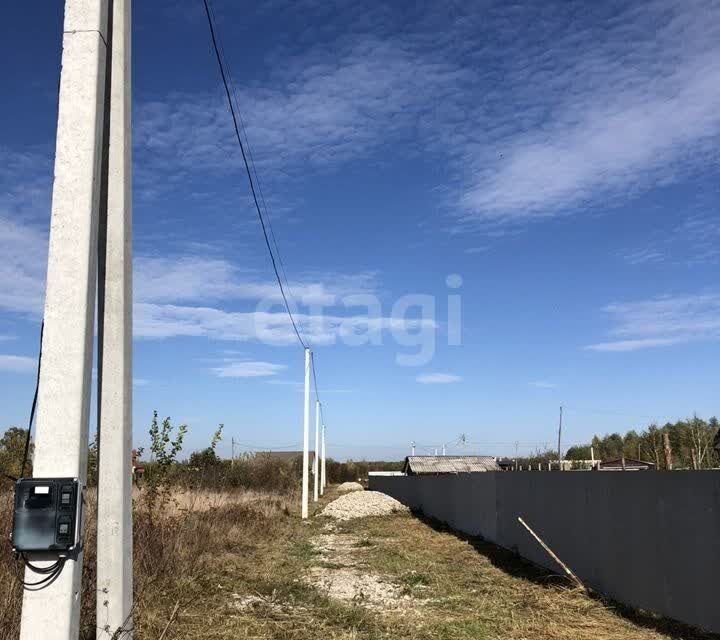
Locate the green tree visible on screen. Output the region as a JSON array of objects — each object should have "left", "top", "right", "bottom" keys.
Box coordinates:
[
  {"left": 565, "top": 445, "right": 591, "bottom": 460},
  {"left": 188, "top": 423, "right": 223, "bottom": 469},
  {"left": 0, "top": 427, "right": 32, "bottom": 478}
]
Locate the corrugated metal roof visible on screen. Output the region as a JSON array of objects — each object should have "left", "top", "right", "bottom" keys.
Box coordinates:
[{"left": 403, "top": 455, "right": 500, "bottom": 474}]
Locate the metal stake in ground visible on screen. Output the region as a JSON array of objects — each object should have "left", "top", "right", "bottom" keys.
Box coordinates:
[{"left": 517, "top": 517, "right": 586, "bottom": 592}]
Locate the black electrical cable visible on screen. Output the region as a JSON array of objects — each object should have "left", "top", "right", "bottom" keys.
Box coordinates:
[
  {"left": 205, "top": 1, "right": 296, "bottom": 309},
  {"left": 3, "top": 321, "right": 44, "bottom": 482},
  {"left": 310, "top": 352, "right": 321, "bottom": 405},
  {"left": 22, "top": 554, "right": 64, "bottom": 574},
  {"left": 19, "top": 321, "right": 44, "bottom": 479},
  {"left": 18, "top": 554, "right": 66, "bottom": 589},
  {"left": 201, "top": 0, "right": 308, "bottom": 350}
]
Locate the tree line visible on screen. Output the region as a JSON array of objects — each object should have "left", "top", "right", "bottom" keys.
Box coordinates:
[{"left": 565, "top": 415, "right": 720, "bottom": 469}]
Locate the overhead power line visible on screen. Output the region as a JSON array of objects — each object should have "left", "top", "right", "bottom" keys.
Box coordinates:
[
  {"left": 311, "top": 351, "right": 322, "bottom": 405},
  {"left": 201, "top": 0, "right": 307, "bottom": 350}
]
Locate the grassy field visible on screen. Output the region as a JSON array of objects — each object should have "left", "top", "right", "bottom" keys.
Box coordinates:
[{"left": 1, "top": 486, "right": 717, "bottom": 639}]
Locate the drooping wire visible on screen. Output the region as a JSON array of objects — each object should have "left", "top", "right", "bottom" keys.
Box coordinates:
[
  {"left": 19, "top": 321, "right": 44, "bottom": 479},
  {"left": 310, "top": 351, "right": 322, "bottom": 406},
  {"left": 201, "top": 0, "right": 307, "bottom": 350},
  {"left": 4, "top": 320, "right": 44, "bottom": 482},
  {"left": 205, "top": 1, "right": 297, "bottom": 306}
]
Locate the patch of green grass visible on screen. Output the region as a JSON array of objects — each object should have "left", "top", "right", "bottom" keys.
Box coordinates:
[
  {"left": 354, "top": 537, "right": 375, "bottom": 548},
  {"left": 428, "top": 619, "right": 487, "bottom": 640},
  {"left": 291, "top": 540, "right": 322, "bottom": 562},
  {"left": 400, "top": 570, "right": 432, "bottom": 588}
]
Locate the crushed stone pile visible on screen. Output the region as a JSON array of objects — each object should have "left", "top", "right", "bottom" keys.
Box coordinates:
[
  {"left": 320, "top": 490, "right": 409, "bottom": 521},
  {"left": 336, "top": 481, "right": 364, "bottom": 492}
]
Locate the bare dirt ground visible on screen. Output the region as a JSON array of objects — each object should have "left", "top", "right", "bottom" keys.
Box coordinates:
[{"left": 305, "top": 527, "right": 412, "bottom": 612}]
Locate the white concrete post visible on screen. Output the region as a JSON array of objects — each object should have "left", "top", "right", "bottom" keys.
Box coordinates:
[
  {"left": 320, "top": 424, "right": 326, "bottom": 494},
  {"left": 301, "top": 348, "right": 311, "bottom": 518},
  {"left": 411, "top": 442, "right": 415, "bottom": 456},
  {"left": 20, "top": 2, "right": 110, "bottom": 638},
  {"left": 313, "top": 401, "right": 320, "bottom": 502},
  {"left": 96, "top": 0, "right": 132, "bottom": 637}
]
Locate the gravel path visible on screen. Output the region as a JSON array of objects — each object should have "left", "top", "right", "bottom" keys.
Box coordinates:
[{"left": 320, "top": 490, "right": 409, "bottom": 521}]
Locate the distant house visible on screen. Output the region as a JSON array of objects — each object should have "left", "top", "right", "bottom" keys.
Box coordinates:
[
  {"left": 496, "top": 458, "right": 515, "bottom": 471},
  {"left": 599, "top": 457, "right": 656, "bottom": 471},
  {"left": 402, "top": 455, "right": 500, "bottom": 475}
]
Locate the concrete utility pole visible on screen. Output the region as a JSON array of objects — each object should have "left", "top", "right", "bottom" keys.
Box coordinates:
[
  {"left": 301, "top": 348, "right": 311, "bottom": 518},
  {"left": 20, "top": 2, "right": 110, "bottom": 638},
  {"left": 96, "top": 0, "right": 133, "bottom": 637},
  {"left": 321, "top": 423, "right": 326, "bottom": 494},
  {"left": 313, "top": 400, "right": 320, "bottom": 502},
  {"left": 557, "top": 405, "right": 563, "bottom": 470},
  {"left": 411, "top": 441, "right": 415, "bottom": 456},
  {"left": 231, "top": 437, "right": 235, "bottom": 466}
]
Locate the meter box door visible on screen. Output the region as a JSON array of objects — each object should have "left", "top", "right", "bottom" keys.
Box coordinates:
[{"left": 11, "top": 478, "right": 83, "bottom": 554}]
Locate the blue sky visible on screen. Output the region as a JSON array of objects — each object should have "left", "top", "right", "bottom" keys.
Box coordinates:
[{"left": 1, "top": 0, "right": 719, "bottom": 460}]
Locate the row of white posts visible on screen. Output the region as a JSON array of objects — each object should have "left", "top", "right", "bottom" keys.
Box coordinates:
[
  {"left": 20, "top": 1, "right": 133, "bottom": 639},
  {"left": 302, "top": 348, "right": 327, "bottom": 519}
]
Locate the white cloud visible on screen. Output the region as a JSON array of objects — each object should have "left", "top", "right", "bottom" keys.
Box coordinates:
[
  {"left": 621, "top": 248, "right": 666, "bottom": 266},
  {"left": 135, "top": 255, "right": 378, "bottom": 306},
  {"left": 0, "top": 215, "right": 48, "bottom": 315},
  {"left": 0, "top": 354, "right": 37, "bottom": 373},
  {"left": 416, "top": 373, "right": 462, "bottom": 384},
  {"left": 585, "top": 338, "right": 683, "bottom": 353},
  {"left": 134, "top": 39, "right": 467, "bottom": 188},
  {"left": 211, "top": 360, "right": 287, "bottom": 378},
  {"left": 529, "top": 380, "right": 556, "bottom": 389},
  {"left": 134, "top": 1, "right": 720, "bottom": 233},
  {"left": 586, "top": 293, "right": 720, "bottom": 352},
  {"left": 135, "top": 302, "right": 436, "bottom": 344}
]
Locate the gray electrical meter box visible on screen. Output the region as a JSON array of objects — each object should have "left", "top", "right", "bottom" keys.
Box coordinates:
[{"left": 11, "top": 478, "right": 83, "bottom": 554}]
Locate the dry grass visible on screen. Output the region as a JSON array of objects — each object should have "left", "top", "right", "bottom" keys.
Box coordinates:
[{"left": 1, "top": 485, "right": 717, "bottom": 639}]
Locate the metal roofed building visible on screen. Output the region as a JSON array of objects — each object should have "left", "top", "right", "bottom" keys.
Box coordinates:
[{"left": 402, "top": 455, "right": 500, "bottom": 475}]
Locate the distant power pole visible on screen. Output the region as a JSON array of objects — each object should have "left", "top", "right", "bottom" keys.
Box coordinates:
[
  {"left": 231, "top": 437, "right": 235, "bottom": 466},
  {"left": 442, "top": 443, "right": 446, "bottom": 456},
  {"left": 411, "top": 441, "right": 415, "bottom": 456},
  {"left": 301, "top": 348, "right": 311, "bottom": 519},
  {"left": 320, "top": 423, "right": 326, "bottom": 495},
  {"left": 557, "top": 405, "right": 563, "bottom": 470},
  {"left": 313, "top": 400, "right": 320, "bottom": 502}
]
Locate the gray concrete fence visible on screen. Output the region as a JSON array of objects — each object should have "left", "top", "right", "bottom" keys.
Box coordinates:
[{"left": 369, "top": 471, "right": 720, "bottom": 634}]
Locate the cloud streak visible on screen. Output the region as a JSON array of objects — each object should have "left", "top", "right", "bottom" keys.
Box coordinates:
[
  {"left": 211, "top": 360, "right": 287, "bottom": 378},
  {"left": 0, "top": 354, "right": 37, "bottom": 373},
  {"left": 416, "top": 373, "right": 462, "bottom": 384},
  {"left": 586, "top": 293, "right": 720, "bottom": 352}
]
